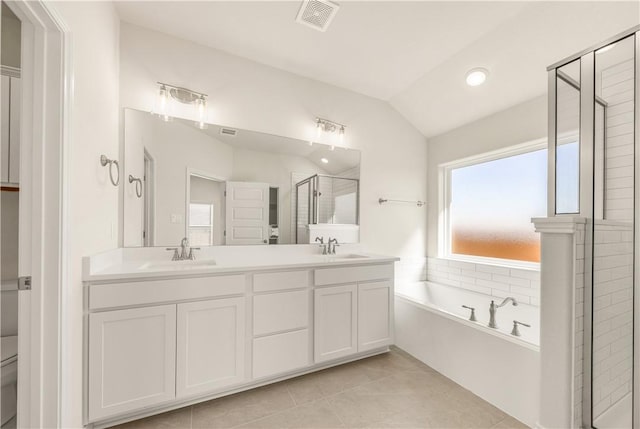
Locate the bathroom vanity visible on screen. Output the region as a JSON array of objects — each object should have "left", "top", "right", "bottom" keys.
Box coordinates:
[{"left": 83, "top": 245, "right": 397, "bottom": 428}]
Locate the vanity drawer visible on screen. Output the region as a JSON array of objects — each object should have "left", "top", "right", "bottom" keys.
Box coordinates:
[
  {"left": 253, "top": 329, "right": 310, "bottom": 379},
  {"left": 253, "top": 270, "right": 309, "bottom": 292},
  {"left": 89, "top": 275, "right": 245, "bottom": 310},
  {"left": 253, "top": 290, "right": 309, "bottom": 336},
  {"left": 314, "top": 264, "right": 394, "bottom": 286}
]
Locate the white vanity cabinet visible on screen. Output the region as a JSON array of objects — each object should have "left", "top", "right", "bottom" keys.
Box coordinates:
[
  {"left": 88, "top": 305, "right": 177, "bottom": 420},
  {"left": 84, "top": 258, "right": 396, "bottom": 427},
  {"left": 176, "top": 297, "right": 245, "bottom": 398}
]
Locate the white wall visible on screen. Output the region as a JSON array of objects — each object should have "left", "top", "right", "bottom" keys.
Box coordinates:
[
  {"left": 426, "top": 95, "right": 547, "bottom": 256},
  {"left": 120, "top": 22, "right": 428, "bottom": 274},
  {"left": 49, "top": 2, "right": 121, "bottom": 427}
]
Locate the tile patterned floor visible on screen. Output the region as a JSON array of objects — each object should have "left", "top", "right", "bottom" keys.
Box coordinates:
[{"left": 112, "top": 347, "right": 529, "bottom": 429}]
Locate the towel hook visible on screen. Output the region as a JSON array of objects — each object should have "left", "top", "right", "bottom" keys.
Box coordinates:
[
  {"left": 100, "top": 155, "right": 120, "bottom": 186},
  {"left": 129, "top": 175, "right": 143, "bottom": 198}
]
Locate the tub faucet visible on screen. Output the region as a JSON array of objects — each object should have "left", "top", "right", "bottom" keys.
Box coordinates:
[{"left": 488, "top": 297, "right": 518, "bottom": 329}]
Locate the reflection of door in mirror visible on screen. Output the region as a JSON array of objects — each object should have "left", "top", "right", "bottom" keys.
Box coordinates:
[
  {"left": 225, "top": 181, "right": 269, "bottom": 245},
  {"left": 143, "top": 150, "right": 155, "bottom": 246},
  {"left": 188, "top": 174, "right": 226, "bottom": 246}
]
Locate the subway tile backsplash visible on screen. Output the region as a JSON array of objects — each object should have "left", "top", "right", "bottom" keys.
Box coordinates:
[{"left": 426, "top": 257, "right": 540, "bottom": 305}]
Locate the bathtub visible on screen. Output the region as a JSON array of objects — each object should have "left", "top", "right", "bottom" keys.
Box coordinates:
[{"left": 395, "top": 281, "right": 540, "bottom": 427}]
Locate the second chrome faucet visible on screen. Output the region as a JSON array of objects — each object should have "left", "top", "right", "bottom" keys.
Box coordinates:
[{"left": 488, "top": 297, "right": 518, "bottom": 329}]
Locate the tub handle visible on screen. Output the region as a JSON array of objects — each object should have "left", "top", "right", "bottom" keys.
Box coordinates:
[
  {"left": 462, "top": 305, "right": 477, "bottom": 322},
  {"left": 511, "top": 320, "right": 531, "bottom": 337}
]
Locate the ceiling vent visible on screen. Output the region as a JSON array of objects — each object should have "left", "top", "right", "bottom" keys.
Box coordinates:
[
  {"left": 220, "top": 127, "right": 238, "bottom": 137},
  {"left": 295, "top": 0, "right": 340, "bottom": 32}
]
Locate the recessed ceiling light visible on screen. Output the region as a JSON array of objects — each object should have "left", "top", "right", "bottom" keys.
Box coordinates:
[
  {"left": 465, "top": 68, "right": 489, "bottom": 87},
  {"left": 321, "top": 158, "right": 329, "bottom": 164}
]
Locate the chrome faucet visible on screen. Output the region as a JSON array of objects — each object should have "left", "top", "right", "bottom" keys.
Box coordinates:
[
  {"left": 328, "top": 237, "right": 340, "bottom": 255},
  {"left": 488, "top": 297, "right": 518, "bottom": 329},
  {"left": 315, "top": 236, "right": 327, "bottom": 255},
  {"left": 166, "top": 237, "right": 200, "bottom": 261}
]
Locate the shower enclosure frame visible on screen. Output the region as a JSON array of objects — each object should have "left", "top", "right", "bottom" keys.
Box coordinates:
[
  {"left": 547, "top": 25, "right": 640, "bottom": 429},
  {"left": 294, "top": 173, "right": 360, "bottom": 243}
]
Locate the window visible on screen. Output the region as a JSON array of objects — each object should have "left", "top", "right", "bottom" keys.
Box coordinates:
[
  {"left": 188, "top": 203, "right": 213, "bottom": 246},
  {"left": 442, "top": 142, "right": 547, "bottom": 265}
]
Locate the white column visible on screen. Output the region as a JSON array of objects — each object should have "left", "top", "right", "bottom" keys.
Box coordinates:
[{"left": 533, "top": 217, "right": 586, "bottom": 429}]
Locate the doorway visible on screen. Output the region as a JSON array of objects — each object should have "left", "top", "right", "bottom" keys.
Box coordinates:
[{"left": 186, "top": 171, "right": 226, "bottom": 246}]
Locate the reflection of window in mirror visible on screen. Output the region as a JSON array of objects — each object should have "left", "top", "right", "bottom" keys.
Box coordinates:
[
  {"left": 188, "top": 174, "right": 226, "bottom": 246},
  {"left": 188, "top": 203, "right": 213, "bottom": 246}
]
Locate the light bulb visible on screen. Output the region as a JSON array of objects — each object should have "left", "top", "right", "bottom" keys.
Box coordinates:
[
  {"left": 330, "top": 145, "right": 335, "bottom": 151},
  {"left": 321, "top": 158, "right": 329, "bottom": 164},
  {"left": 158, "top": 85, "right": 171, "bottom": 122},
  {"left": 316, "top": 119, "right": 323, "bottom": 137},
  {"left": 194, "top": 95, "right": 208, "bottom": 129},
  {"left": 339, "top": 126, "right": 345, "bottom": 143}
]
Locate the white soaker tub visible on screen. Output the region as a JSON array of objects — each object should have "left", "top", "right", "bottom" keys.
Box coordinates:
[{"left": 395, "top": 281, "right": 540, "bottom": 427}]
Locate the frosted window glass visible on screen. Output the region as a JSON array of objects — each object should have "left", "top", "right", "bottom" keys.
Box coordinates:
[{"left": 450, "top": 149, "right": 547, "bottom": 263}]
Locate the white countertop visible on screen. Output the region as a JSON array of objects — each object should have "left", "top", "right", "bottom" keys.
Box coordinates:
[{"left": 83, "top": 245, "right": 399, "bottom": 283}]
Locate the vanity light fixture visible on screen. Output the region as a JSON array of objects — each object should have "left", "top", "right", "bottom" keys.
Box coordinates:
[
  {"left": 154, "top": 82, "right": 208, "bottom": 128},
  {"left": 465, "top": 68, "right": 489, "bottom": 87},
  {"left": 314, "top": 117, "right": 346, "bottom": 144}
]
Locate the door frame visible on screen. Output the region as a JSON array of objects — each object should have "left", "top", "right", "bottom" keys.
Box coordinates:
[{"left": 7, "top": 1, "right": 70, "bottom": 427}]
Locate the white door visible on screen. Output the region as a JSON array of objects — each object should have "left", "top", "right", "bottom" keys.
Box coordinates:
[
  {"left": 314, "top": 284, "right": 358, "bottom": 363},
  {"left": 225, "top": 181, "right": 269, "bottom": 245},
  {"left": 88, "top": 305, "right": 176, "bottom": 421},
  {"left": 358, "top": 281, "right": 393, "bottom": 352},
  {"left": 176, "top": 297, "right": 245, "bottom": 398}
]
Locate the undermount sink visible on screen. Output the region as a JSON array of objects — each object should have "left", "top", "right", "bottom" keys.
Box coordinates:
[
  {"left": 138, "top": 259, "right": 217, "bottom": 270},
  {"left": 320, "top": 254, "right": 370, "bottom": 260}
]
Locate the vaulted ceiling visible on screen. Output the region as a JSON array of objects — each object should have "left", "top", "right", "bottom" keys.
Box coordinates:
[{"left": 115, "top": 1, "right": 640, "bottom": 138}]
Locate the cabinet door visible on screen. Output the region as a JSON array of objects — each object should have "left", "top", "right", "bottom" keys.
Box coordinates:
[
  {"left": 314, "top": 284, "right": 357, "bottom": 363},
  {"left": 253, "top": 329, "right": 309, "bottom": 379},
  {"left": 358, "top": 281, "right": 393, "bottom": 352},
  {"left": 1, "top": 75, "right": 9, "bottom": 183},
  {"left": 176, "top": 297, "right": 245, "bottom": 398},
  {"left": 88, "top": 305, "right": 176, "bottom": 421},
  {"left": 8, "top": 77, "right": 19, "bottom": 184}
]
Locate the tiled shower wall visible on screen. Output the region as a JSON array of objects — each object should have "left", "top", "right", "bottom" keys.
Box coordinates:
[
  {"left": 426, "top": 257, "right": 540, "bottom": 305},
  {"left": 603, "top": 59, "right": 634, "bottom": 222},
  {"left": 592, "top": 221, "right": 633, "bottom": 419}
]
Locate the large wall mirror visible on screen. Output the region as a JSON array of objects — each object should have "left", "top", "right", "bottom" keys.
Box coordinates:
[{"left": 122, "top": 108, "right": 361, "bottom": 247}]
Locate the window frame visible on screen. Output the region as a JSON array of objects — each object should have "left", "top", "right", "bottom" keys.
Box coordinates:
[
  {"left": 438, "top": 138, "right": 547, "bottom": 270},
  {"left": 188, "top": 202, "right": 214, "bottom": 246}
]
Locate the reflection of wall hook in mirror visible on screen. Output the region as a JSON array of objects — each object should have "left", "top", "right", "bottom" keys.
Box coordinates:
[
  {"left": 129, "top": 175, "right": 143, "bottom": 198},
  {"left": 100, "top": 155, "right": 120, "bottom": 186}
]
